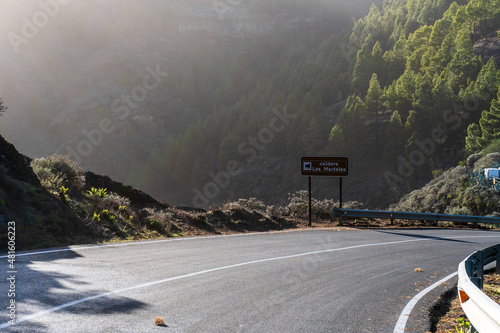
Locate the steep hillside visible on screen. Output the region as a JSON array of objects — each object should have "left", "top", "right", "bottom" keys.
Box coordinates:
[
  {"left": 147, "top": 0, "right": 500, "bottom": 208},
  {"left": 0, "top": 134, "right": 334, "bottom": 251},
  {"left": 0, "top": 0, "right": 380, "bottom": 196},
  {"left": 2, "top": 0, "right": 500, "bottom": 212},
  {"left": 0, "top": 135, "right": 93, "bottom": 250},
  {"left": 394, "top": 152, "right": 500, "bottom": 217}
]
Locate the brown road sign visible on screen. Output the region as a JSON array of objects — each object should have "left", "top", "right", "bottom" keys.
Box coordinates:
[{"left": 301, "top": 156, "right": 349, "bottom": 177}]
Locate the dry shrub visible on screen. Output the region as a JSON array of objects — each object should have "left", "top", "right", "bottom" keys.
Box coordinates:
[{"left": 31, "top": 154, "right": 85, "bottom": 191}]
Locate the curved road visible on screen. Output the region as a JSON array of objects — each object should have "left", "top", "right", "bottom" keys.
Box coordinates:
[{"left": 1, "top": 228, "right": 500, "bottom": 332}]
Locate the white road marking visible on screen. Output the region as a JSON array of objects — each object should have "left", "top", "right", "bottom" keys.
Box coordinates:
[
  {"left": 0, "top": 228, "right": 335, "bottom": 259},
  {"left": 0, "top": 238, "right": 425, "bottom": 329},
  {"left": 1, "top": 230, "right": 499, "bottom": 330},
  {"left": 2, "top": 229, "right": 498, "bottom": 259},
  {"left": 393, "top": 233, "right": 500, "bottom": 332},
  {"left": 393, "top": 271, "right": 458, "bottom": 333}
]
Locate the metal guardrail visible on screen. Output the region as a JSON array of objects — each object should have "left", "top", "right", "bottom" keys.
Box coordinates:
[
  {"left": 457, "top": 245, "right": 500, "bottom": 333},
  {"left": 331, "top": 208, "right": 500, "bottom": 225}
]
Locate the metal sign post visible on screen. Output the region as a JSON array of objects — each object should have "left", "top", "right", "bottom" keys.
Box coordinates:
[
  {"left": 339, "top": 177, "right": 343, "bottom": 209},
  {"left": 301, "top": 156, "right": 349, "bottom": 226},
  {"left": 308, "top": 177, "right": 312, "bottom": 227}
]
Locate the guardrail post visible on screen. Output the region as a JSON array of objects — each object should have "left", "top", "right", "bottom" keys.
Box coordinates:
[
  {"left": 477, "top": 251, "right": 484, "bottom": 290},
  {"left": 465, "top": 259, "right": 481, "bottom": 288},
  {"left": 496, "top": 244, "right": 500, "bottom": 274}
]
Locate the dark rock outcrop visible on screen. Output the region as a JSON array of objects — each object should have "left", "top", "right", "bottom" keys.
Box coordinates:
[
  {"left": 85, "top": 171, "right": 168, "bottom": 209},
  {"left": 0, "top": 135, "right": 40, "bottom": 186},
  {"left": 474, "top": 33, "right": 500, "bottom": 67}
]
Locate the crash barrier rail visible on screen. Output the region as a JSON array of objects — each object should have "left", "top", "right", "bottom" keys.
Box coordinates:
[
  {"left": 457, "top": 245, "right": 500, "bottom": 333},
  {"left": 331, "top": 208, "right": 500, "bottom": 225},
  {"left": 331, "top": 208, "right": 500, "bottom": 332}
]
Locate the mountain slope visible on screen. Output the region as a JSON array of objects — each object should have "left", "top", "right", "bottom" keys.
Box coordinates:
[
  {"left": 394, "top": 152, "right": 500, "bottom": 217},
  {"left": 0, "top": 135, "right": 93, "bottom": 249},
  {"left": 147, "top": 0, "right": 500, "bottom": 208},
  {"left": 0, "top": 135, "right": 311, "bottom": 251},
  {"left": 0, "top": 0, "right": 380, "bottom": 199}
]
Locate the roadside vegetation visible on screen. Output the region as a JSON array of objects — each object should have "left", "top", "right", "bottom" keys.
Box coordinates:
[
  {"left": 431, "top": 273, "right": 500, "bottom": 333},
  {"left": 27, "top": 156, "right": 364, "bottom": 246},
  {"left": 393, "top": 153, "right": 500, "bottom": 219},
  {"left": 144, "top": 0, "right": 500, "bottom": 209},
  {"left": 0, "top": 150, "right": 359, "bottom": 251},
  {"left": 1, "top": 150, "right": 495, "bottom": 253}
]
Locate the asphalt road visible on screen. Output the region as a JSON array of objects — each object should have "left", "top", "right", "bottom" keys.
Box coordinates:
[{"left": 1, "top": 228, "right": 500, "bottom": 332}]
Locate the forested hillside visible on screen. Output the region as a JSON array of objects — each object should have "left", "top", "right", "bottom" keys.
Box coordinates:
[
  {"left": 0, "top": 0, "right": 381, "bottom": 206},
  {"left": 2, "top": 0, "right": 499, "bottom": 209},
  {"left": 134, "top": 0, "right": 500, "bottom": 207}
]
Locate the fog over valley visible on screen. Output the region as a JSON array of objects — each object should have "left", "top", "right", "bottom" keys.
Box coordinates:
[
  {"left": 0, "top": 0, "right": 381, "bottom": 206},
  {"left": 2, "top": 0, "right": 498, "bottom": 209}
]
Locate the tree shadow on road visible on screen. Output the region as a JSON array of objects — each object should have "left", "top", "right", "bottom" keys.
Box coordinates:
[
  {"left": 0, "top": 247, "right": 148, "bottom": 332},
  {"left": 372, "top": 229, "right": 476, "bottom": 244}
]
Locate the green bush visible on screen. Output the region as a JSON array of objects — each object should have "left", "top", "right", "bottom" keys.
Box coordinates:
[
  {"left": 93, "top": 209, "right": 116, "bottom": 223},
  {"left": 285, "top": 190, "right": 361, "bottom": 218},
  {"left": 147, "top": 219, "right": 165, "bottom": 234},
  {"left": 100, "top": 209, "right": 116, "bottom": 223},
  {"left": 86, "top": 187, "right": 108, "bottom": 199},
  {"left": 226, "top": 198, "right": 266, "bottom": 212},
  {"left": 432, "top": 169, "right": 443, "bottom": 179},
  {"left": 462, "top": 186, "right": 500, "bottom": 215},
  {"left": 102, "top": 193, "right": 130, "bottom": 210},
  {"left": 287, "top": 190, "right": 309, "bottom": 217},
  {"left": 93, "top": 211, "right": 101, "bottom": 222},
  {"left": 444, "top": 206, "right": 471, "bottom": 216},
  {"left": 455, "top": 318, "right": 471, "bottom": 333},
  {"left": 266, "top": 205, "right": 289, "bottom": 217},
  {"left": 31, "top": 155, "right": 85, "bottom": 191},
  {"left": 141, "top": 208, "right": 180, "bottom": 236},
  {"left": 59, "top": 186, "right": 69, "bottom": 203},
  {"left": 483, "top": 139, "right": 500, "bottom": 155}
]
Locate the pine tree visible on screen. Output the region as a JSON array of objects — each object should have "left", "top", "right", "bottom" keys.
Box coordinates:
[
  {"left": 432, "top": 68, "right": 456, "bottom": 117},
  {"left": 371, "top": 41, "right": 386, "bottom": 84},
  {"left": 413, "top": 73, "right": 435, "bottom": 131},
  {"left": 449, "top": 29, "right": 482, "bottom": 88},
  {"left": 429, "top": 18, "right": 452, "bottom": 47},
  {"left": 351, "top": 43, "right": 373, "bottom": 94},
  {"left": 479, "top": 99, "right": 500, "bottom": 147},
  {"left": 385, "top": 110, "right": 405, "bottom": 168},
  {"left": 465, "top": 123, "right": 482, "bottom": 156},
  {"left": 385, "top": 35, "right": 407, "bottom": 82},
  {"left": 391, "top": 66, "right": 417, "bottom": 120},
  {"left": 366, "top": 73, "right": 383, "bottom": 148},
  {"left": 474, "top": 57, "right": 500, "bottom": 100},
  {"left": 337, "top": 95, "right": 368, "bottom": 165},
  {"left": 329, "top": 124, "right": 345, "bottom": 154},
  {"left": 452, "top": 6, "right": 467, "bottom": 32},
  {"left": 302, "top": 118, "right": 323, "bottom": 154},
  {"left": 404, "top": 109, "right": 418, "bottom": 142},
  {"left": 465, "top": 0, "right": 482, "bottom": 40},
  {"left": 432, "top": 33, "right": 453, "bottom": 71}
]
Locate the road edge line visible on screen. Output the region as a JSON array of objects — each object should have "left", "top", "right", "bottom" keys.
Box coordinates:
[
  {"left": 1, "top": 238, "right": 423, "bottom": 329},
  {"left": 393, "top": 271, "right": 458, "bottom": 333}
]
